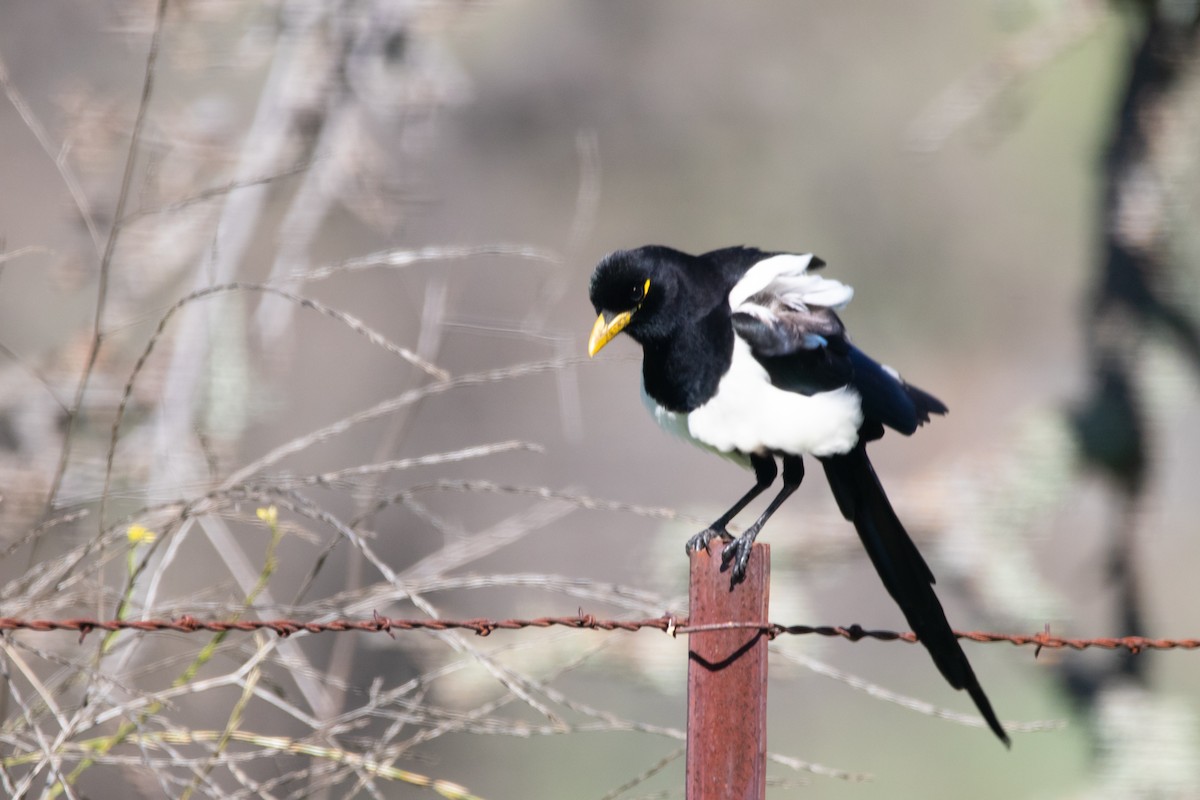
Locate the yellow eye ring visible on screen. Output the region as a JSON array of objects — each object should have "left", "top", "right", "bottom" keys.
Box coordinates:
[{"left": 633, "top": 278, "right": 650, "bottom": 303}]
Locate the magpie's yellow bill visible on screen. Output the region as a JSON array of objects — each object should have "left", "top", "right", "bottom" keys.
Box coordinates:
[{"left": 587, "top": 310, "right": 633, "bottom": 357}]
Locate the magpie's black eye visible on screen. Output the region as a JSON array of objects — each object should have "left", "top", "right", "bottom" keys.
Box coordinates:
[{"left": 631, "top": 278, "right": 650, "bottom": 304}]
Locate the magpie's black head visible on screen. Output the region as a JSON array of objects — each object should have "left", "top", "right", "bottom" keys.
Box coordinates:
[{"left": 587, "top": 246, "right": 693, "bottom": 356}]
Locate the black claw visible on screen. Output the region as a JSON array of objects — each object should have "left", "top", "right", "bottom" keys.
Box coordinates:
[
  {"left": 720, "top": 537, "right": 754, "bottom": 586},
  {"left": 684, "top": 527, "right": 732, "bottom": 555}
]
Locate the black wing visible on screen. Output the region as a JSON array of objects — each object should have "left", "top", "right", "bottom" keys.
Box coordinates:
[
  {"left": 731, "top": 294, "right": 946, "bottom": 437},
  {"left": 700, "top": 246, "right": 828, "bottom": 289}
]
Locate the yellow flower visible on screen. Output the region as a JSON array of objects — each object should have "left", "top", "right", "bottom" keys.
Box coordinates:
[
  {"left": 127, "top": 524, "right": 156, "bottom": 545},
  {"left": 256, "top": 506, "right": 278, "bottom": 525}
]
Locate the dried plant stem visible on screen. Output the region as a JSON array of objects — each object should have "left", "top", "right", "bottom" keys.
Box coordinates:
[{"left": 44, "top": 0, "right": 169, "bottom": 516}]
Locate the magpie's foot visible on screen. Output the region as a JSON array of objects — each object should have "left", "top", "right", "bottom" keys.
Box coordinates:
[
  {"left": 684, "top": 527, "right": 732, "bottom": 556},
  {"left": 720, "top": 536, "right": 754, "bottom": 587}
]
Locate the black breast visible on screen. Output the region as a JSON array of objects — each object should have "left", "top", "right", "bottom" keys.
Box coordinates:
[{"left": 641, "top": 308, "right": 735, "bottom": 413}]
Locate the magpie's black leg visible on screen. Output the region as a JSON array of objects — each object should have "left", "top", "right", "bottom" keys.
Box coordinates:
[
  {"left": 721, "top": 455, "right": 804, "bottom": 586},
  {"left": 684, "top": 454, "right": 777, "bottom": 555}
]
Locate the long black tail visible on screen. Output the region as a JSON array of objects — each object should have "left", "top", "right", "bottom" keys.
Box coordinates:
[{"left": 821, "top": 446, "right": 1010, "bottom": 746}]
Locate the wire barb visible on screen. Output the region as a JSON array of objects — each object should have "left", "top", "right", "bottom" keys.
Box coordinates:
[{"left": 0, "top": 614, "right": 1197, "bottom": 653}]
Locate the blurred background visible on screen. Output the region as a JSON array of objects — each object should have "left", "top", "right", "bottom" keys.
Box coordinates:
[{"left": 1, "top": 1, "right": 1198, "bottom": 797}]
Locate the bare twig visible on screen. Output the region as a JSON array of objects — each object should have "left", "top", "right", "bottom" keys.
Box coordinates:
[{"left": 45, "top": 0, "right": 170, "bottom": 513}]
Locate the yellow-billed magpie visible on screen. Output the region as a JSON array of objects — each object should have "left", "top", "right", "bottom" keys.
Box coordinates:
[{"left": 588, "top": 245, "right": 1009, "bottom": 746}]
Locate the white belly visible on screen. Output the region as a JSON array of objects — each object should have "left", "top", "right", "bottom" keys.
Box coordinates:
[{"left": 644, "top": 338, "right": 863, "bottom": 460}]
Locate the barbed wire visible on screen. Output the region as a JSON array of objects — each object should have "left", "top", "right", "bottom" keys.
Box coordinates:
[{"left": 0, "top": 613, "right": 1197, "bottom": 654}]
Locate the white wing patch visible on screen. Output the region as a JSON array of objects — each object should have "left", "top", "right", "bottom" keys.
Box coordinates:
[{"left": 728, "top": 253, "right": 854, "bottom": 313}]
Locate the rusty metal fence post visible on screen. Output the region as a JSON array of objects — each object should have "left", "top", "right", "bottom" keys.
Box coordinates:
[{"left": 686, "top": 540, "right": 770, "bottom": 800}]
